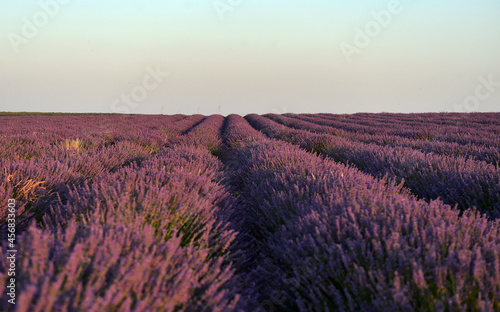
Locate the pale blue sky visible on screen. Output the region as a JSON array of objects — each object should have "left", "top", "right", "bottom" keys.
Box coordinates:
[{"left": 1, "top": 1, "right": 499, "bottom": 114}]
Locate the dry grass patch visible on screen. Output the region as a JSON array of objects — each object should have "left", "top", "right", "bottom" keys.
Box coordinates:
[
  {"left": 63, "top": 138, "right": 83, "bottom": 151},
  {"left": 6, "top": 172, "right": 48, "bottom": 202}
]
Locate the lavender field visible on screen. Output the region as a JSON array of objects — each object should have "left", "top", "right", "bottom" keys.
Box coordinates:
[{"left": 1, "top": 113, "right": 499, "bottom": 311}]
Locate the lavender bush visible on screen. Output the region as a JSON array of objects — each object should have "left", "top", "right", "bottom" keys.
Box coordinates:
[
  {"left": 0, "top": 145, "right": 240, "bottom": 311},
  {"left": 246, "top": 114, "right": 500, "bottom": 218},
  {"left": 0, "top": 112, "right": 499, "bottom": 311},
  {"left": 223, "top": 116, "right": 500, "bottom": 311}
]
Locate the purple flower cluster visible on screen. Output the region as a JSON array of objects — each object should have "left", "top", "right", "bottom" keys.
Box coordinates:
[
  {"left": 0, "top": 115, "right": 208, "bottom": 232},
  {"left": 306, "top": 113, "right": 500, "bottom": 148},
  {"left": 1, "top": 146, "right": 239, "bottom": 310},
  {"left": 178, "top": 114, "right": 225, "bottom": 152},
  {"left": 288, "top": 113, "right": 500, "bottom": 164},
  {"left": 0, "top": 115, "right": 240, "bottom": 311},
  {"left": 247, "top": 114, "right": 500, "bottom": 218},
  {"left": 224, "top": 114, "right": 500, "bottom": 311},
  {"left": 1, "top": 112, "right": 499, "bottom": 311}
]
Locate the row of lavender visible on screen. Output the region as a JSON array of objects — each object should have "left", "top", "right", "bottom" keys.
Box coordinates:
[
  {"left": 1, "top": 113, "right": 499, "bottom": 311},
  {"left": 248, "top": 114, "right": 500, "bottom": 219},
  {"left": 273, "top": 114, "right": 500, "bottom": 164},
  {"left": 307, "top": 113, "right": 500, "bottom": 145},
  {"left": 0, "top": 114, "right": 205, "bottom": 230},
  {"left": 350, "top": 112, "right": 500, "bottom": 134},
  {"left": 0, "top": 115, "right": 242, "bottom": 311},
  {"left": 221, "top": 114, "right": 500, "bottom": 311},
  {"left": 316, "top": 113, "right": 500, "bottom": 134}
]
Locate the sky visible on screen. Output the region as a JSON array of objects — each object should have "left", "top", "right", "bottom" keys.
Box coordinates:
[{"left": 1, "top": 0, "right": 499, "bottom": 115}]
